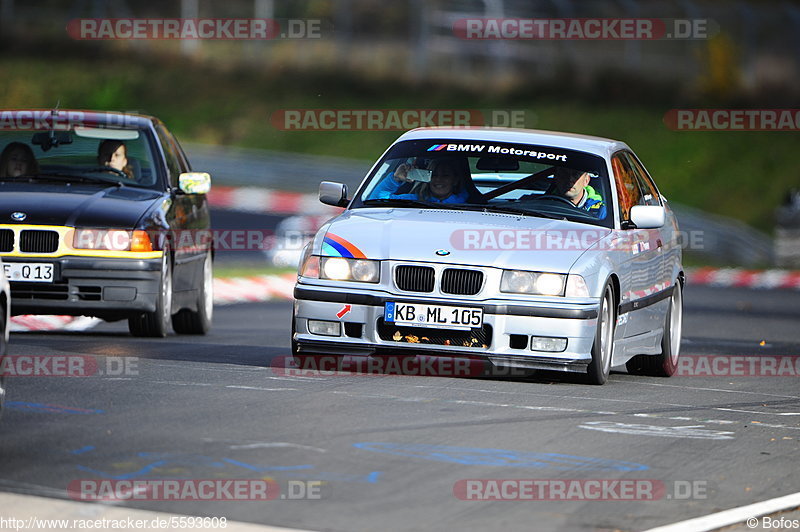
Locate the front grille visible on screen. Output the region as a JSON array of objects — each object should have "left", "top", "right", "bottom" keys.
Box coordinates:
[
  {"left": 11, "top": 281, "right": 68, "bottom": 300},
  {"left": 395, "top": 265, "right": 435, "bottom": 293},
  {"left": 377, "top": 318, "right": 492, "bottom": 348},
  {"left": 441, "top": 268, "right": 483, "bottom": 295},
  {"left": 0, "top": 229, "right": 13, "bottom": 252},
  {"left": 19, "top": 230, "right": 59, "bottom": 253}
]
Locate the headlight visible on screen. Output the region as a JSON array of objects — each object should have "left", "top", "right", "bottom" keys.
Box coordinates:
[
  {"left": 315, "top": 257, "right": 380, "bottom": 283},
  {"left": 73, "top": 229, "right": 152, "bottom": 252},
  {"left": 500, "top": 270, "right": 565, "bottom": 296}
]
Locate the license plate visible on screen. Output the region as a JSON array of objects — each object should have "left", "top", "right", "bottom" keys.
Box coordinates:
[
  {"left": 385, "top": 302, "right": 483, "bottom": 330},
  {"left": 3, "top": 262, "right": 54, "bottom": 282}
]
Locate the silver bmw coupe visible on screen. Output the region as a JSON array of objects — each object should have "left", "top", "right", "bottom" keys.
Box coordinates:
[{"left": 292, "top": 128, "right": 683, "bottom": 385}]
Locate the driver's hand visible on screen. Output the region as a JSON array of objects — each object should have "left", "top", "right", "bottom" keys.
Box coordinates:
[{"left": 393, "top": 163, "right": 413, "bottom": 183}]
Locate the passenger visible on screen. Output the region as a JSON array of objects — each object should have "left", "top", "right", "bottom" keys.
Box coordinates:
[
  {"left": 97, "top": 139, "right": 134, "bottom": 179},
  {"left": 547, "top": 166, "right": 606, "bottom": 218},
  {"left": 0, "top": 142, "right": 39, "bottom": 178},
  {"left": 373, "top": 157, "right": 470, "bottom": 204}
]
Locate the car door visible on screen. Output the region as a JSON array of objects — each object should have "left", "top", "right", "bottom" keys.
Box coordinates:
[
  {"left": 155, "top": 125, "right": 208, "bottom": 296},
  {"left": 611, "top": 151, "right": 664, "bottom": 341}
]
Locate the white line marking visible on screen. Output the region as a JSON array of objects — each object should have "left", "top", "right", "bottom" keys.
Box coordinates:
[
  {"left": 225, "top": 385, "right": 297, "bottom": 391},
  {"left": 228, "top": 442, "right": 327, "bottom": 453},
  {"left": 643, "top": 491, "right": 800, "bottom": 532}
]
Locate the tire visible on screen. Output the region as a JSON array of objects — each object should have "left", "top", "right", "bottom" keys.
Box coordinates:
[
  {"left": 586, "top": 283, "right": 615, "bottom": 385},
  {"left": 172, "top": 250, "right": 213, "bottom": 335},
  {"left": 0, "top": 308, "right": 7, "bottom": 420},
  {"left": 626, "top": 280, "right": 683, "bottom": 377},
  {"left": 129, "top": 250, "right": 173, "bottom": 337}
]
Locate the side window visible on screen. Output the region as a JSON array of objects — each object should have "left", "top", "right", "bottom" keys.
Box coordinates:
[
  {"left": 611, "top": 153, "right": 643, "bottom": 221},
  {"left": 156, "top": 126, "right": 181, "bottom": 187},
  {"left": 624, "top": 152, "right": 660, "bottom": 207}
]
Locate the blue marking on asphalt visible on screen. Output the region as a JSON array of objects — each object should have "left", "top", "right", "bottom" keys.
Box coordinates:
[
  {"left": 70, "top": 446, "right": 95, "bottom": 455},
  {"left": 77, "top": 460, "right": 170, "bottom": 480},
  {"left": 290, "top": 470, "right": 382, "bottom": 483},
  {"left": 6, "top": 402, "right": 104, "bottom": 415},
  {"left": 353, "top": 443, "right": 649, "bottom": 472}
]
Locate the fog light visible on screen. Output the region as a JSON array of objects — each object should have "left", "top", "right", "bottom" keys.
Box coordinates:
[
  {"left": 530, "top": 336, "right": 567, "bottom": 352},
  {"left": 308, "top": 320, "right": 341, "bottom": 337}
]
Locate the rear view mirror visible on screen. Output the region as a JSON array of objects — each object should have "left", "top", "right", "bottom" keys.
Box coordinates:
[
  {"left": 630, "top": 205, "right": 665, "bottom": 229},
  {"left": 319, "top": 181, "right": 349, "bottom": 207},
  {"left": 476, "top": 156, "right": 520, "bottom": 172},
  {"left": 178, "top": 172, "right": 211, "bottom": 195},
  {"left": 31, "top": 130, "right": 73, "bottom": 152}
]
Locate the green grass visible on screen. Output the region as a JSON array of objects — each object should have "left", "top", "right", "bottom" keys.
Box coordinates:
[
  {"left": 213, "top": 264, "right": 295, "bottom": 278},
  {"left": 2, "top": 45, "right": 795, "bottom": 232}
]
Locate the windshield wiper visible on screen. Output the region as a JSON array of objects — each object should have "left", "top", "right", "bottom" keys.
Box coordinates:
[
  {"left": 363, "top": 198, "right": 440, "bottom": 209},
  {"left": 480, "top": 205, "right": 564, "bottom": 220},
  {"left": 0, "top": 172, "right": 125, "bottom": 186}
]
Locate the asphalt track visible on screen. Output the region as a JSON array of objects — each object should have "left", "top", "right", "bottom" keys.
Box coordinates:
[{"left": 0, "top": 280, "right": 798, "bottom": 532}]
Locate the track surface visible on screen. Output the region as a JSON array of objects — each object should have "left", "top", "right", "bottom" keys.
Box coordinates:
[{"left": 0, "top": 283, "right": 798, "bottom": 532}]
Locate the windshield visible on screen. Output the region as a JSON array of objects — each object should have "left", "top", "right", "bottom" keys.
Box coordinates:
[
  {"left": 0, "top": 127, "right": 162, "bottom": 189},
  {"left": 351, "top": 139, "right": 613, "bottom": 228}
]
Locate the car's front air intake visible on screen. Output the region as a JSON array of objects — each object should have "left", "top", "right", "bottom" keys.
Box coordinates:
[
  {"left": 440, "top": 268, "right": 483, "bottom": 295},
  {"left": 395, "top": 265, "right": 435, "bottom": 292},
  {"left": 20, "top": 230, "right": 59, "bottom": 253}
]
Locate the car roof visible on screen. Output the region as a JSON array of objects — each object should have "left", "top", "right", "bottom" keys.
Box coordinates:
[{"left": 396, "top": 127, "right": 630, "bottom": 159}]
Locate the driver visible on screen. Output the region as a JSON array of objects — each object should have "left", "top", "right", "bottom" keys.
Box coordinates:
[
  {"left": 372, "top": 157, "right": 469, "bottom": 204},
  {"left": 548, "top": 166, "right": 606, "bottom": 218},
  {"left": 97, "top": 140, "right": 134, "bottom": 180}
]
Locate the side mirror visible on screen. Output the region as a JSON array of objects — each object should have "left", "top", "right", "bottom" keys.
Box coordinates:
[
  {"left": 178, "top": 172, "right": 211, "bottom": 195},
  {"left": 319, "top": 181, "right": 349, "bottom": 207},
  {"left": 630, "top": 205, "right": 665, "bottom": 229}
]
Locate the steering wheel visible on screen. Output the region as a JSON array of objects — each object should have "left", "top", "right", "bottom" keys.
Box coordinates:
[
  {"left": 86, "top": 166, "right": 130, "bottom": 179},
  {"left": 535, "top": 194, "right": 577, "bottom": 207}
]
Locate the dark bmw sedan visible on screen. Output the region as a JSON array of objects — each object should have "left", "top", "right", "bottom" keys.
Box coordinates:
[{"left": 0, "top": 110, "right": 213, "bottom": 337}]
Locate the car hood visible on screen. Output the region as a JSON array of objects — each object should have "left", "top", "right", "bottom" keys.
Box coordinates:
[
  {"left": 321, "top": 208, "right": 611, "bottom": 273},
  {"left": 0, "top": 183, "right": 164, "bottom": 228}
]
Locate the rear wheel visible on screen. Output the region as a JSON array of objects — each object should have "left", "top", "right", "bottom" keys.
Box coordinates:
[
  {"left": 626, "top": 280, "right": 683, "bottom": 377},
  {"left": 129, "top": 251, "right": 172, "bottom": 337},
  {"left": 172, "top": 250, "right": 213, "bottom": 334},
  {"left": 586, "top": 283, "right": 615, "bottom": 385},
  {"left": 0, "top": 307, "right": 7, "bottom": 419}
]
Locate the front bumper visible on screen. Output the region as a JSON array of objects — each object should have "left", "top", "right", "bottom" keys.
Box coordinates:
[
  {"left": 293, "top": 283, "right": 601, "bottom": 373},
  {"left": 4, "top": 255, "right": 162, "bottom": 319}
]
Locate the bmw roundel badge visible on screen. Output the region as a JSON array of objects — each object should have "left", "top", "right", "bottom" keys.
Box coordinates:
[
  {"left": 435, "top": 249, "right": 450, "bottom": 256},
  {"left": 11, "top": 212, "right": 26, "bottom": 221}
]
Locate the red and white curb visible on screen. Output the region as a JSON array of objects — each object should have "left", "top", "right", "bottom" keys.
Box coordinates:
[
  {"left": 209, "top": 186, "right": 341, "bottom": 216},
  {"left": 687, "top": 267, "right": 800, "bottom": 289},
  {"left": 9, "top": 269, "right": 800, "bottom": 332},
  {"left": 9, "top": 274, "right": 297, "bottom": 332},
  {"left": 212, "top": 273, "right": 296, "bottom": 305}
]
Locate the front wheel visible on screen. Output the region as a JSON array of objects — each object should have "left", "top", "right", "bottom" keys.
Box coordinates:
[
  {"left": 586, "top": 283, "right": 615, "bottom": 385},
  {"left": 129, "top": 251, "right": 172, "bottom": 337}
]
